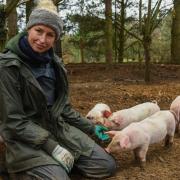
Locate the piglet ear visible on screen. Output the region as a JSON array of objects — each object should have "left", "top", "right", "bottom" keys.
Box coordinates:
[
  {"left": 103, "top": 110, "right": 112, "bottom": 118},
  {"left": 105, "top": 131, "right": 117, "bottom": 138},
  {"left": 104, "top": 147, "right": 110, "bottom": 153},
  {"left": 120, "top": 136, "right": 130, "bottom": 149}
]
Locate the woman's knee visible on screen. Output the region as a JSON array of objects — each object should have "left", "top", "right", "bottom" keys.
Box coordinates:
[
  {"left": 10, "top": 165, "right": 70, "bottom": 180},
  {"left": 104, "top": 155, "right": 117, "bottom": 176}
]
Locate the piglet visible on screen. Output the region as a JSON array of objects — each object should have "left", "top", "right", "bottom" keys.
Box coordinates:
[
  {"left": 107, "top": 102, "right": 160, "bottom": 130},
  {"left": 105, "top": 110, "right": 176, "bottom": 167},
  {"left": 86, "top": 103, "right": 112, "bottom": 125},
  {"left": 170, "top": 96, "right": 180, "bottom": 133}
]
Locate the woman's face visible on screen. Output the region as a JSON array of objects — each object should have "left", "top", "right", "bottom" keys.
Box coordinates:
[{"left": 27, "top": 25, "right": 56, "bottom": 53}]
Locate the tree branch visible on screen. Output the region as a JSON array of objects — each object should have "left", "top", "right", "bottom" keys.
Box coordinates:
[{"left": 5, "top": 0, "right": 20, "bottom": 17}]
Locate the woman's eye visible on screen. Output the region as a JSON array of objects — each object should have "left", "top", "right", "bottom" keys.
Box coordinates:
[
  {"left": 47, "top": 33, "right": 55, "bottom": 38},
  {"left": 36, "top": 29, "right": 42, "bottom": 33},
  {"left": 48, "top": 34, "right": 54, "bottom": 37}
]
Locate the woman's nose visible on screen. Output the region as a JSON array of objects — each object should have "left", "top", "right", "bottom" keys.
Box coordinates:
[{"left": 39, "top": 34, "right": 46, "bottom": 43}]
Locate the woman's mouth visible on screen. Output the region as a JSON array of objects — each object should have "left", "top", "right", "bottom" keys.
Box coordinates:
[{"left": 36, "top": 44, "right": 45, "bottom": 49}]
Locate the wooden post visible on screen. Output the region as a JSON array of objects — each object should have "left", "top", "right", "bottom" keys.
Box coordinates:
[{"left": 0, "top": 4, "right": 7, "bottom": 52}]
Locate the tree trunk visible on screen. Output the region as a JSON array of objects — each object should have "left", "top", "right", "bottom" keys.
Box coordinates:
[
  {"left": 26, "top": 0, "right": 34, "bottom": 23},
  {"left": 0, "top": 0, "right": 20, "bottom": 51},
  {"left": 114, "top": 0, "right": 117, "bottom": 62},
  {"left": 80, "top": 38, "right": 85, "bottom": 63},
  {"left": 171, "top": 0, "right": 180, "bottom": 64},
  {"left": 143, "top": 0, "right": 151, "bottom": 82},
  {"left": 0, "top": 4, "right": 7, "bottom": 51},
  {"left": 54, "top": 40, "right": 62, "bottom": 58},
  {"left": 54, "top": 3, "right": 62, "bottom": 58},
  {"left": 105, "top": 0, "right": 113, "bottom": 64},
  {"left": 118, "top": 0, "right": 125, "bottom": 63},
  {"left": 7, "top": 0, "right": 17, "bottom": 40},
  {"left": 138, "top": 0, "right": 142, "bottom": 63},
  {"left": 143, "top": 39, "right": 151, "bottom": 82}
]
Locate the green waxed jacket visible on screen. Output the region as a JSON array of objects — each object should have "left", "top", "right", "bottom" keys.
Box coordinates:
[{"left": 0, "top": 33, "right": 95, "bottom": 173}]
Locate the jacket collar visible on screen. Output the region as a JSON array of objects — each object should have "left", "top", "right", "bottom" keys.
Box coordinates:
[
  {"left": 0, "top": 51, "right": 46, "bottom": 98},
  {"left": 1, "top": 37, "right": 68, "bottom": 111}
]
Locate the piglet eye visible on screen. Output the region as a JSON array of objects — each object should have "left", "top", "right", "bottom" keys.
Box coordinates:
[{"left": 86, "top": 116, "right": 92, "bottom": 120}]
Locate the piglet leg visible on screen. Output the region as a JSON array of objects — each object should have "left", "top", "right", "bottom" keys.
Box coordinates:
[
  {"left": 138, "top": 145, "right": 149, "bottom": 169},
  {"left": 133, "top": 147, "right": 141, "bottom": 163},
  {"left": 177, "top": 122, "right": 180, "bottom": 135},
  {"left": 164, "top": 134, "right": 173, "bottom": 148}
]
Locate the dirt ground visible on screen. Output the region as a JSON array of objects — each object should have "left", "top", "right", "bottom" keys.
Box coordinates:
[
  {"left": 0, "top": 63, "right": 180, "bottom": 180},
  {"left": 66, "top": 63, "right": 180, "bottom": 180}
]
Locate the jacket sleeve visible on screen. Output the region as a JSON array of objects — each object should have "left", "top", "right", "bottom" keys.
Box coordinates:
[
  {"left": 61, "top": 99, "right": 95, "bottom": 134},
  {"left": 55, "top": 57, "right": 95, "bottom": 135},
  {"left": 0, "top": 66, "right": 57, "bottom": 151}
]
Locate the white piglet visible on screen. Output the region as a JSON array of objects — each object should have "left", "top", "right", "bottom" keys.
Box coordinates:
[
  {"left": 105, "top": 110, "right": 176, "bottom": 167},
  {"left": 86, "top": 103, "right": 112, "bottom": 125},
  {"left": 170, "top": 96, "right": 180, "bottom": 133},
  {"left": 106, "top": 102, "right": 160, "bottom": 130}
]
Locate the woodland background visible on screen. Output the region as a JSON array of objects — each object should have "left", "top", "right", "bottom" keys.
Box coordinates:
[{"left": 0, "top": 0, "right": 179, "bottom": 82}]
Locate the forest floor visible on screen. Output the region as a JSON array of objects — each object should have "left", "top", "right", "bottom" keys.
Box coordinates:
[{"left": 67, "top": 63, "right": 180, "bottom": 180}]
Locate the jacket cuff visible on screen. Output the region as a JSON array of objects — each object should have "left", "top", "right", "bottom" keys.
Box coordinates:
[
  {"left": 89, "top": 124, "right": 95, "bottom": 135},
  {"left": 42, "top": 138, "right": 58, "bottom": 155}
]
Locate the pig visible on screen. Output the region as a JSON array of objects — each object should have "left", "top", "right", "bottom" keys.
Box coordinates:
[
  {"left": 86, "top": 103, "right": 112, "bottom": 125},
  {"left": 106, "top": 102, "right": 160, "bottom": 130},
  {"left": 170, "top": 96, "right": 180, "bottom": 133},
  {"left": 105, "top": 110, "right": 176, "bottom": 167}
]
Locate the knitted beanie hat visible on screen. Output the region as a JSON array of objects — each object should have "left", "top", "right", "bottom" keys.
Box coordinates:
[{"left": 26, "top": 0, "right": 63, "bottom": 40}]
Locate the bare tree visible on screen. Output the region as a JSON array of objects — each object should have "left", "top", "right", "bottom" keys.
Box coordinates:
[
  {"left": 121, "top": 0, "right": 164, "bottom": 82},
  {"left": 0, "top": 0, "right": 19, "bottom": 51},
  {"left": 138, "top": 0, "right": 143, "bottom": 63},
  {"left": 171, "top": 0, "right": 180, "bottom": 64},
  {"left": 142, "top": 0, "right": 165, "bottom": 82},
  {"left": 7, "top": 0, "right": 18, "bottom": 39},
  {"left": 105, "top": 0, "right": 113, "bottom": 64},
  {"left": 118, "top": 0, "right": 126, "bottom": 63},
  {"left": 142, "top": 0, "right": 152, "bottom": 82}
]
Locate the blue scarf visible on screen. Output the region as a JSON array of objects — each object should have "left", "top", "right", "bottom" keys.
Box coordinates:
[
  {"left": 19, "top": 35, "right": 56, "bottom": 106},
  {"left": 19, "top": 35, "right": 53, "bottom": 65}
]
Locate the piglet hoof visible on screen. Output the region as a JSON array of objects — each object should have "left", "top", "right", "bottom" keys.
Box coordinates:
[
  {"left": 175, "top": 128, "right": 179, "bottom": 134},
  {"left": 139, "top": 161, "right": 146, "bottom": 170},
  {"left": 178, "top": 132, "right": 180, "bottom": 138},
  {"left": 164, "top": 142, "right": 173, "bottom": 149}
]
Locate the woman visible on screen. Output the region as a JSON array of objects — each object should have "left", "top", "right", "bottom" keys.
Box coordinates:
[{"left": 0, "top": 0, "right": 116, "bottom": 179}]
